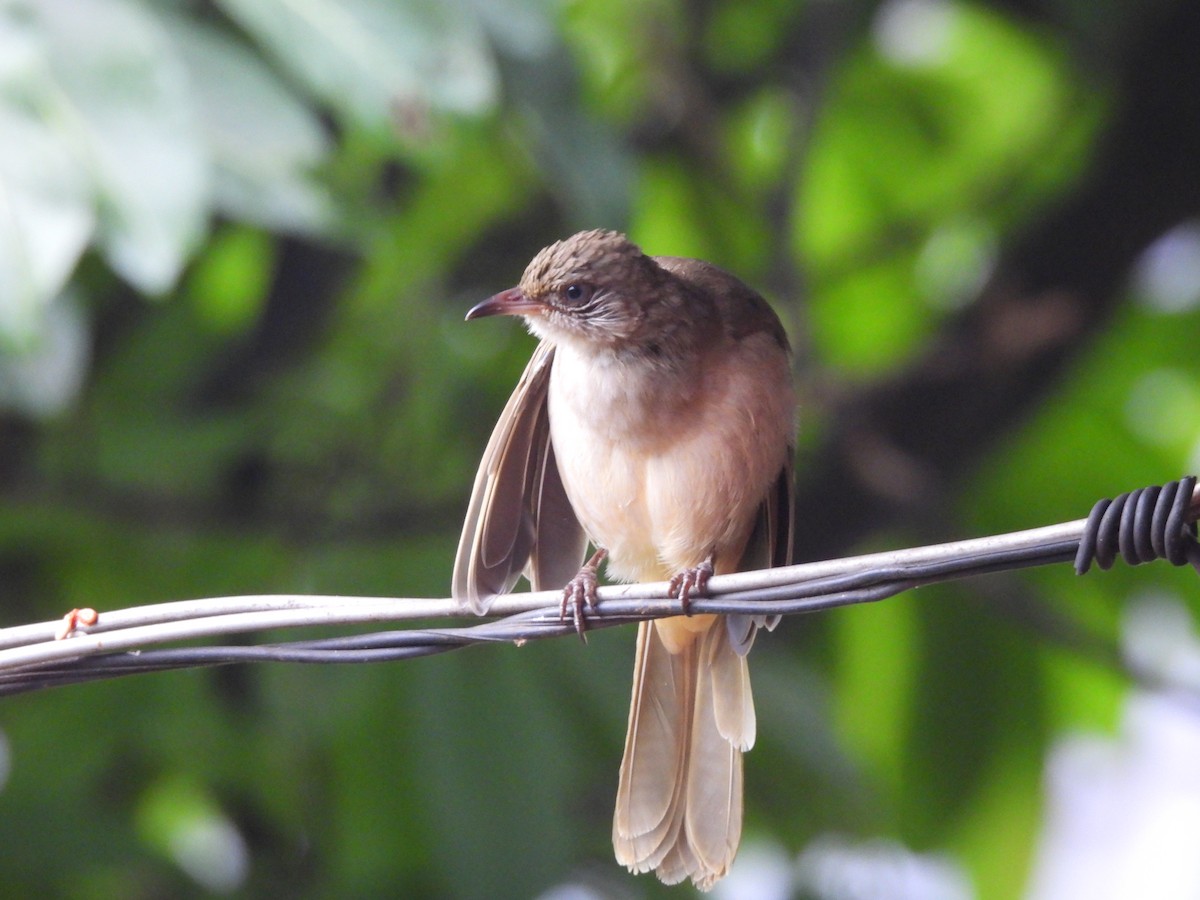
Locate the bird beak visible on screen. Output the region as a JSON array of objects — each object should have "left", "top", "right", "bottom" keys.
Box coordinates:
[{"left": 465, "top": 287, "right": 543, "bottom": 321}]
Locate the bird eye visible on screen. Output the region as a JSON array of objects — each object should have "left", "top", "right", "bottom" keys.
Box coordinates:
[{"left": 563, "top": 283, "right": 592, "bottom": 304}]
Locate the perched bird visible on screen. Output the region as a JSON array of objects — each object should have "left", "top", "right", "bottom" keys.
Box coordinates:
[{"left": 453, "top": 229, "right": 795, "bottom": 890}]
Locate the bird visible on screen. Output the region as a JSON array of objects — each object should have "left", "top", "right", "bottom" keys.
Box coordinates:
[{"left": 452, "top": 229, "right": 795, "bottom": 890}]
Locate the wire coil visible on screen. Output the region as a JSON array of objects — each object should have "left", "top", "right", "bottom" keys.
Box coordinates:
[{"left": 1074, "top": 476, "right": 1200, "bottom": 574}]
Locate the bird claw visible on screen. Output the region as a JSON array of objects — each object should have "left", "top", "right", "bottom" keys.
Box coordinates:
[
  {"left": 561, "top": 548, "right": 608, "bottom": 641},
  {"left": 668, "top": 556, "right": 714, "bottom": 614}
]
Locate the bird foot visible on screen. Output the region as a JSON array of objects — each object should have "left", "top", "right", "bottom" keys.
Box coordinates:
[
  {"left": 668, "top": 555, "right": 715, "bottom": 614},
  {"left": 561, "top": 548, "right": 608, "bottom": 640}
]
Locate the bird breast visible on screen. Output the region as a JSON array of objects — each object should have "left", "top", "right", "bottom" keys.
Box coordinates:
[{"left": 547, "top": 334, "right": 794, "bottom": 585}]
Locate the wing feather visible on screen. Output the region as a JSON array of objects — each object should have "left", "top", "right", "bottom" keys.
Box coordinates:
[
  {"left": 726, "top": 453, "right": 795, "bottom": 653},
  {"left": 526, "top": 421, "right": 590, "bottom": 591},
  {"left": 452, "top": 343, "right": 586, "bottom": 611}
]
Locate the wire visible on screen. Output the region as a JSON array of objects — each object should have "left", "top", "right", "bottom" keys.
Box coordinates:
[
  {"left": 1075, "top": 476, "right": 1200, "bottom": 572},
  {"left": 1, "top": 478, "right": 1197, "bottom": 696}
]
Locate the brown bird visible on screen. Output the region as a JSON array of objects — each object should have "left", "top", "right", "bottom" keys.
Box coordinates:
[{"left": 453, "top": 229, "right": 795, "bottom": 890}]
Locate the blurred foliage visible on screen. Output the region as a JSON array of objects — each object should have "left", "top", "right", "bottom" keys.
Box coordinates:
[{"left": 2, "top": 0, "right": 1200, "bottom": 898}]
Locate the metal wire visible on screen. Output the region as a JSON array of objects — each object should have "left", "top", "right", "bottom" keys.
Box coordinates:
[
  {"left": 1, "top": 478, "right": 1197, "bottom": 697},
  {"left": 1075, "top": 476, "right": 1200, "bottom": 572}
]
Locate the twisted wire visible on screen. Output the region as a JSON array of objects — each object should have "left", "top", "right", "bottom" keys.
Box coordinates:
[
  {"left": 1, "top": 477, "right": 1197, "bottom": 696},
  {"left": 1074, "top": 476, "right": 1200, "bottom": 574}
]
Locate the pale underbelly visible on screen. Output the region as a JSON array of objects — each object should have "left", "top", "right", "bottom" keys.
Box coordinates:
[
  {"left": 551, "top": 431, "right": 767, "bottom": 584},
  {"left": 545, "top": 335, "right": 792, "bottom": 585}
]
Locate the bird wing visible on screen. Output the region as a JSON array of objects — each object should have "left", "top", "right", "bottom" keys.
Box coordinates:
[
  {"left": 655, "top": 252, "right": 795, "bottom": 652},
  {"left": 725, "top": 453, "right": 795, "bottom": 654},
  {"left": 653, "top": 255, "right": 790, "bottom": 351},
  {"left": 452, "top": 341, "right": 588, "bottom": 612}
]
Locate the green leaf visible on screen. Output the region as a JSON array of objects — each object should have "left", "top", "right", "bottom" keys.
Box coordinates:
[
  {"left": 216, "top": 0, "right": 500, "bottom": 127},
  {"left": 162, "top": 13, "right": 333, "bottom": 233},
  {"left": 0, "top": 6, "right": 95, "bottom": 340},
  {"left": 31, "top": 0, "right": 210, "bottom": 294},
  {"left": 185, "top": 225, "right": 275, "bottom": 335}
]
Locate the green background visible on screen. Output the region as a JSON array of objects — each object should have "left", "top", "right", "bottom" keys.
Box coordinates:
[{"left": 2, "top": 0, "right": 1200, "bottom": 897}]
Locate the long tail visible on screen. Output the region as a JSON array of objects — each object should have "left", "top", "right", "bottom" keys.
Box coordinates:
[{"left": 612, "top": 616, "right": 756, "bottom": 891}]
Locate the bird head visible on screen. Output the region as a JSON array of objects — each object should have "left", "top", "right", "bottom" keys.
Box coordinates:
[{"left": 466, "top": 230, "right": 672, "bottom": 349}]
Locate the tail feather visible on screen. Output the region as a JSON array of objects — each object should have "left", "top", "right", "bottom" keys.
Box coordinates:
[
  {"left": 613, "top": 617, "right": 753, "bottom": 891},
  {"left": 613, "top": 621, "right": 693, "bottom": 871},
  {"left": 685, "top": 633, "right": 743, "bottom": 887},
  {"left": 707, "top": 623, "right": 756, "bottom": 750}
]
